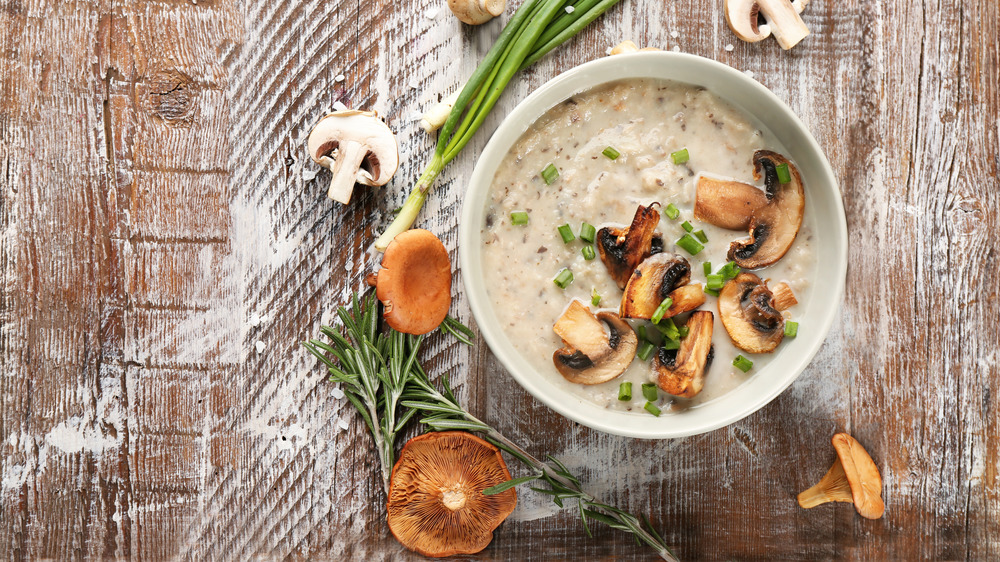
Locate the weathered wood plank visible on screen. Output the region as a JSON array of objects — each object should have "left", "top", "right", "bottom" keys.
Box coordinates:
[{"left": 1, "top": 0, "right": 998, "bottom": 559}]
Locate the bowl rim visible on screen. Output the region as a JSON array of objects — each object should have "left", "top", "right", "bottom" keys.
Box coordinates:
[{"left": 458, "top": 52, "right": 847, "bottom": 439}]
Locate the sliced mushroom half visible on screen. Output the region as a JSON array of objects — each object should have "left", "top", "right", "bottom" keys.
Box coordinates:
[
  {"left": 654, "top": 311, "right": 714, "bottom": 398},
  {"left": 619, "top": 253, "right": 693, "bottom": 319},
  {"left": 718, "top": 272, "right": 784, "bottom": 353},
  {"left": 725, "top": 0, "right": 811, "bottom": 50},
  {"left": 728, "top": 150, "right": 805, "bottom": 269},
  {"left": 694, "top": 175, "right": 769, "bottom": 230},
  {"left": 552, "top": 300, "right": 637, "bottom": 385},
  {"left": 597, "top": 204, "right": 662, "bottom": 289}
]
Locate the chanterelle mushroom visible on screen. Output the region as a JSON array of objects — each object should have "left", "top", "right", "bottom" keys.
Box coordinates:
[
  {"left": 798, "top": 433, "right": 885, "bottom": 519},
  {"left": 654, "top": 311, "right": 714, "bottom": 398},
  {"left": 387, "top": 431, "right": 517, "bottom": 557},
  {"left": 727, "top": 150, "right": 805, "bottom": 269},
  {"left": 552, "top": 300, "right": 637, "bottom": 385},
  {"left": 597, "top": 204, "right": 663, "bottom": 289},
  {"left": 724, "top": 0, "right": 811, "bottom": 50},
  {"left": 307, "top": 110, "right": 399, "bottom": 205},
  {"left": 619, "top": 253, "right": 694, "bottom": 319},
  {"left": 448, "top": 0, "right": 505, "bottom": 25},
  {"left": 718, "top": 272, "right": 784, "bottom": 353}
]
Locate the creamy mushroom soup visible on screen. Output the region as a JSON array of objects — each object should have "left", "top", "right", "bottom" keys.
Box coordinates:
[{"left": 480, "top": 78, "right": 817, "bottom": 414}]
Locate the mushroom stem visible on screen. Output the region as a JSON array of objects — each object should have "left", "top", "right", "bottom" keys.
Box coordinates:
[
  {"left": 797, "top": 460, "right": 854, "bottom": 508},
  {"left": 324, "top": 140, "right": 369, "bottom": 204}
]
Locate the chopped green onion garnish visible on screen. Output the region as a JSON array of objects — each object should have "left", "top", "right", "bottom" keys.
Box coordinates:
[
  {"left": 591, "top": 288, "right": 601, "bottom": 307},
  {"left": 541, "top": 163, "right": 560, "bottom": 185},
  {"left": 553, "top": 268, "right": 574, "bottom": 289},
  {"left": 678, "top": 326, "right": 690, "bottom": 339},
  {"left": 579, "top": 222, "right": 596, "bottom": 243},
  {"left": 581, "top": 245, "right": 596, "bottom": 260},
  {"left": 676, "top": 233, "right": 704, "bottom": 255},
  {"left": 775, "top": 162, "right": 792, "bottom": 184},
  {"left": 650, "top": 297, "right": 674, "bottom": 324},
  {"left": 664, "top": 203, "right": 680, "bottom": 220},
  {"left": 637, "top": 341, "right": 656, "bottom": 361},
  {"left": 618, "top": 382, "right": 632, "bottom": 401},
  {"left": 703, "top": 262, "right": 712, "bottom": 276},
  {"left": 784, "top": 321, "right": 799, "bottom": 338},
  {"left": 704, "top": 287, "right": 720, "bottom": 297},
  {"left": 641, "top": 383, "right": 658, "bottom": 402},
  {"left": 718, "top": 261, "right": 742, "bottom": 281},
  {"left": 733, "top": 354, "right": 753, "bottom": 373},
  {"left": 510, "top": 211, "right": 529, "bottom": 225},
  {"left": 706, "top": 274, "right": 724, "bottom": 291},
  {"left": 693, "top": 229, "right": 708, "bottom": 243},
  {"left": 557, "top": 224, "right": 575, "bottom": 243},
  {"left": 662, "top": 338, "right": 680, "bottom": 350},
  {"left": 602, "top": 146, "right": 621, "bottom": 160},
  {"left": 657, "top": 317, "right": 680, "bottom": 341},
  {"left": 681, "top": 221, "right": 694, "bottom": 232},
  {"left": 637, "top": 325, "right": 648, "bottom": 343},
  {"left": 670, "top": 148, "right": 689, "bottom": 165},
  {"left": 644, "top": 401, "right": 662, "bottom": 417}
]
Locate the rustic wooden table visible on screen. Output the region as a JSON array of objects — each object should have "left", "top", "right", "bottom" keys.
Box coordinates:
[{"left": 2, "top": 0, "right": 998, "bottom": 559}]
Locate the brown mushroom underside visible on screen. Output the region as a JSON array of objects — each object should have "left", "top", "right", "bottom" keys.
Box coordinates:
[
  {"left": 387, "top": 431, "right": 517, "bottom": 558},
  {"left": 797, "top": 433, "right": 885, "bottom": 520}
]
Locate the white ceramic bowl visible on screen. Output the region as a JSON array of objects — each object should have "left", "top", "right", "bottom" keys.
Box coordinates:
[{"left": 459, "top": 53, "right": 847, "bottom": 439}]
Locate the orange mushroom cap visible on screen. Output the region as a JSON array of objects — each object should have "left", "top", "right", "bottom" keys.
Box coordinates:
[
  {"left": 387, "top": 431, "right": 517, "bottom": 557},
  {"left": 376, "top": 229, "right": 452, "bottom": 335}
]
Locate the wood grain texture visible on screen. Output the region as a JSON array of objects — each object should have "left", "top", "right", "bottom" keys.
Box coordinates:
[{"left": 1, "top": 0, "right": 998, "bottom": 560}]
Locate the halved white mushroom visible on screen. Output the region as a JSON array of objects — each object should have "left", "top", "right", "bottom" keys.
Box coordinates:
[
  {"left": 727, "top": 150, "right": 805, "bottom": 269},
  {"left": 724, "top": 0, "right": 811, "bottom": 50},
  {"left": 694, "top": 174, "right": 769, "bottom": 231},
  {"left": 552, "top": 300, "right": 637, "bottom": 385},
  {"left": 307, "top": 110, "right": 399, "bottom": 205},
  {"left": 619, "top": 253, "right": 694, "bottom": 319},
  {"left": 654, "top": 311, "right": 714, "bottom": 398}
]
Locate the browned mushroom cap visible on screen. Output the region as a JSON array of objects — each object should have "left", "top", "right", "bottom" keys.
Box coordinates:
[
  {"left": 619, "top": 253, "right": 692, "bottom": 319},
  {"left": 597, "top": 204, "right": 662, "bottom": 289},
  {"left": 694, "top": 175, "right": 769, "bottom": 230},
  {"left": 718, "top": 272, "right": 784, "bottom": 353},
  {"left": 797, "top": 433, "right": 885, "bottom": 519},
  {"left": 376, "top": 229, "right": 452, "bottom": 335},
  {"left": 654, "top": 311, "right": 714, "bottom": 398},
  {"left": 552, "top": 300, "right": 637, "bottom": 385},
  {"left": 728, "top": 150, "right": 805, "bottom": 269},
  {"left": 387, "top": 431, "right": 517, "bottom": 557}
]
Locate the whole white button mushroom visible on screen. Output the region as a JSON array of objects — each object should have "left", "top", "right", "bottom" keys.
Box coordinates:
[{"left": 307, "top": 110, "right": 400, "bottom": 205}]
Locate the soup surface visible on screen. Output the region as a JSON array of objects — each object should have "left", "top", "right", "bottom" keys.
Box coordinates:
[{"left": 480, "top": 78, "right": 817, "bottom": 415}]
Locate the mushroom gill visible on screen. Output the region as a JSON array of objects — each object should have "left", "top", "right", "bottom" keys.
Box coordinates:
[
  {"left": 387, "top": 431, "right": 517, "bottom": 557},
  {"left": 718, "top": 272, "right": 784, "bottom": 353}
]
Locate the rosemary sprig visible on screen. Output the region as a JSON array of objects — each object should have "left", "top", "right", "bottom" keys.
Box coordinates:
[
  {"left": 302, "top": 294, "right": 422, "bottom": 493},
  {"left": 307, "top": 294, "right": 678, "bottom": 561}
]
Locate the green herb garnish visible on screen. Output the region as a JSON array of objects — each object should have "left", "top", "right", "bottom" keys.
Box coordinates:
[
  {"left": 557, "top": 223, "right": 575, "bottom": 243},
  {"left": 581, "top": 245, "right": 596, "bottom": 260},
  {"left": 784, "top": 321, "right": 799, "bottom": 338},
  {"left": 775, "top": 162, "right": 792, "bottom": 184},
  {"left": 579, "top": 222, "right": 596, "bottom": 243},
  {"left": 591, "top": 288, "right": 601, "bottom": 307},
  {"left": 618, "top": 382, "right": 633, "bottom": 401},
  {"left": 511, "top": 211, "right": 529, "bottom": 225},
  {"left": 644, "top": 401, "right": 662, "bottom": 417},
  {"left": 676, "top": 233, "right": 704, "bottom": 255},
  {"left": 641, "top": 383, "right": 659, "bottom": 402},
  {"left": 553, "top": 268, "right": 574, "bottom": 289},
  {"left": 693, "top": 229, "right": 708, "bottom": 243},
  {"left": 664, "top": 203, "right": 680, "bottom": 220},
  {"left": 651, "top": 297, "right": 673, "bottom": 324},
  {"left": 670, "top": 148, "right": 689, "bottom": 165},
  {"left": 733, "top": 354, "right": 753, "bottom": 372},
  {"left": 602, "top": 146, "right": 621, "bottom": 160},
  {"left": 542, "top": 163, "right": 560, "bottom": 185}
]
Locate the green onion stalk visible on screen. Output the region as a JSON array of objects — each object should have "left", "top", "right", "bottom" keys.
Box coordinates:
[{"left": 374, "top": 0, "right": 624, "bottom": 251}]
